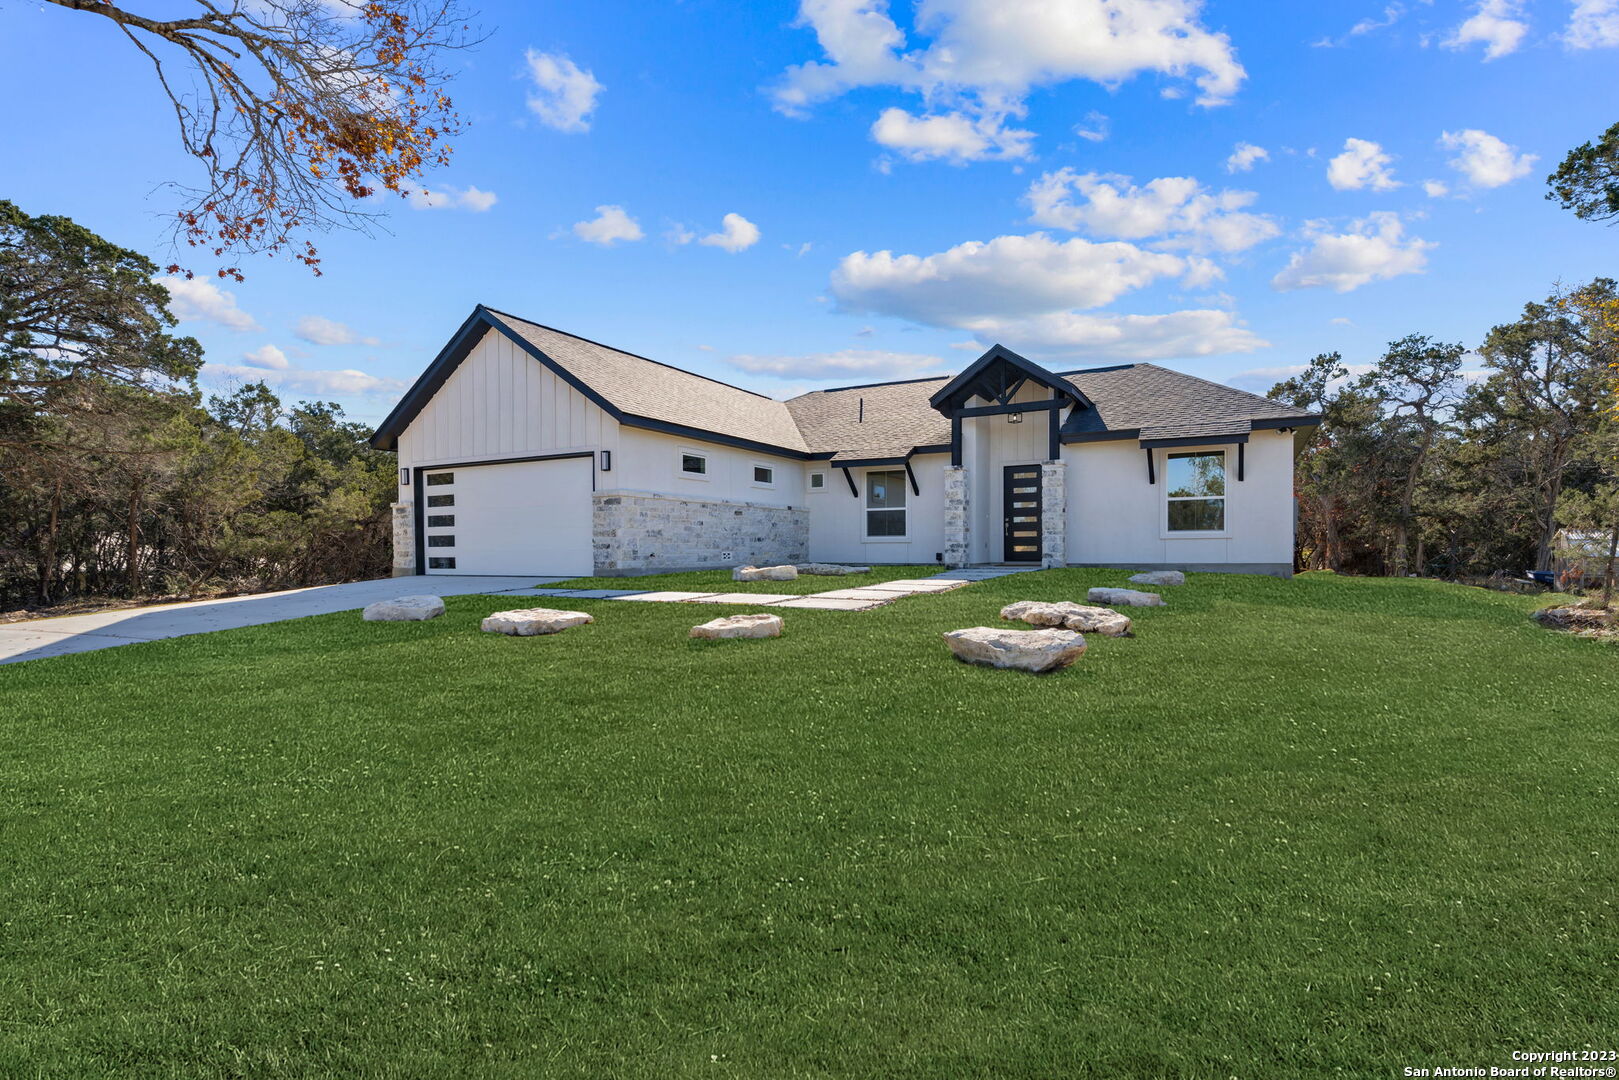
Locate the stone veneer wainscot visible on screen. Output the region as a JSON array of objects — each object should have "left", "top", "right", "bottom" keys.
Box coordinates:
[{"left": 592, "top": 491, "right": 808, "bottom": 575}]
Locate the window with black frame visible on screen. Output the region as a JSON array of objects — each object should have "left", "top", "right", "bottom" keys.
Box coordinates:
[
  {"left": 1165, "top": 451, "right": 1226, "bottom": 531},
  {"left": 865, "top": 469, "right": 907, "bottom": 537}
]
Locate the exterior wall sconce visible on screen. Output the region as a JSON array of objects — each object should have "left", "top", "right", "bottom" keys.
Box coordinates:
[
  {"left": 399, "top": 467, "right": 410, "bottom": 485},
  {"left": 1007, "top": 412, "right": 1023, "bottom": 424},
  {"left": 599, "top": 450, "right": 612, "bottom": 471}
]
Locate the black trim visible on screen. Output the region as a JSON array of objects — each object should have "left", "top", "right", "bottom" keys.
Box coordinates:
[
  {"left": 1238, "top": 442, "right": 1246, "bottom": 482},
  {"left": 950, "top": 416, "right": 963, "bottom": 467},
  {"left": 929, "top": 343, "right": 1089, "bottom": 415},
  {"left": 371, "top": 308, "right": 495, "bottom": 451},
  {"left": 1146, "top": 450, "right": 1155, "bottom": 485},
  {"left": 842, "top": 467, "right": 858, "bottom": 496},
  {"left": 1249, "top": 415, "right": 1321, "bottom": 431},
  {"left": 911, "top": 443, "right": 951, "bottom": 457},
  {"left": 1139, "top": 433, "right": 1250, "bottom": 449},
  {"left": 954, "top": 398, "right": 1067, "bottom": 418},
  {"left": 1047, "top": 407, "right": 1060, "bottom": 461},
  {"left": 412, "top": 468, "right": 425, "bottom": 575},
  {"left": 830, "top": 455, "right": 908, "bottom": 468},
  {"left": 904, "top": 460, "right": 919, "bottom": 497},
  {"left": 1064, "top": 427, "right": 1141, "bottom": 445}
]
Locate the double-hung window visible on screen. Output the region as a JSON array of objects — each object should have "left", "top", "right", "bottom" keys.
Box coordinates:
[
  {"left": 865, "top": 469, "right": 907, "bottom": 537},
  {"left": 1165, "top": 451, "right": 1226, "bottom": 532}
]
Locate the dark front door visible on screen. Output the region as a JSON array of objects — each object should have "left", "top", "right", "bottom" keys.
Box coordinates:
[{"left": 1002, "top": 465, "right": 1042, "bottom": 563}]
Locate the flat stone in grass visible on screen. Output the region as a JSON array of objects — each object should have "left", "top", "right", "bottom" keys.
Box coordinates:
[
  {"left": 733, "top": 564, "right": 799, "bottom": 582},
  {"left": 362, "top": 595, "right": 446, "bottom": 621},
  {"left": 1088, "top": 587, "right": 1165, "bottom": 607},
  {"left": 795, "top": 563, "right": 871, "bottom": 576},
  {"left": 1129, "top": 570, "right": 1186, "bottom": 587},
  {"left": 480, "top": 608, "right": 593, "bottom": 636},
  {"left": 689, "top": 613, "right": 784, "bottom": 640},
  {"left": 1000, "top": 600, "right": 1132, "bottom": 637},
  {"left": 943, "top": 626, "right": 1087, "bottom": 673}
]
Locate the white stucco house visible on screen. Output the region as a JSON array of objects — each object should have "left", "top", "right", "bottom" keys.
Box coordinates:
[{"left": 370, "top": 306, "right": 1320, "bottom": 578}]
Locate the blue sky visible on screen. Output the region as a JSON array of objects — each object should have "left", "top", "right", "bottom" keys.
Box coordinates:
[{"left": 4, "top": 0, "right": 1617, "bottom": 422}]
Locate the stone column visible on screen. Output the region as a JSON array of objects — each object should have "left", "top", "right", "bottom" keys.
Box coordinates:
[
  {"left": 1040, "top": 461, "right": 1066, "bottom": 569},
  {"left": 943, "top": 465, "right": 971, "bottom": 568},
  {"left": 391, "top": 501, "right": 416, "bottom": 577}
]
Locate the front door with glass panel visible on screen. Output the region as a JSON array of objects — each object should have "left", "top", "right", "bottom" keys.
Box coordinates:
[{"left": 1002, "top": 465, "right": 1042, "bottom": 562}]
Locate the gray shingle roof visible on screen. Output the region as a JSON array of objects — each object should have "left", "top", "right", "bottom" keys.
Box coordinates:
[
  {"left": 785, "top": 377, "right": 954, "bottom": 458},
  {"left": 372, "top": 306, "right": 1318, "bottom": 457},
  {"left": 1059, "top": 363, "right": 1316, "bottom": 443},
  {"left": 487, "top": 310, "right": 810, "bottom": 454}
]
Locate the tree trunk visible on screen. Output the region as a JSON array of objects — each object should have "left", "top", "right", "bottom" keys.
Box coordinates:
[
  {"left": 1603, "top": 522, "right": 1618, "bottom": 611},
  {"left": 37, "top": 475, "right": 63, "bottom": 606},
  {"left": 1414, "top": 535, "right": 1426, "bottom": 578},
  {"left": 126, "top": 479, "right": 143, "bottom": 598},
  {"left": 1534, "top": 464, "right": 1567, "bottom": 573}
]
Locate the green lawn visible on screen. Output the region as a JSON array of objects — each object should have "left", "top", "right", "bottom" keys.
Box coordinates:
[{"left": 2, "top": 570, "right": 1615, "bottom": 1079}]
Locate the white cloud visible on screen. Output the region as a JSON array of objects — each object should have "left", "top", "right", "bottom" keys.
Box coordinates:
[
  {"left": 727, "top": 349, "right": 948, "bottom": 379},
  {"left": 1074, "top": 110, "right": 1110, "bottom": 142},
  {"left": 1423, "top": 179, "right": 1451, "bottom": 197},
  {"left": 406, "top": 185, "right": 498, "bottom": 212},
  {"left": 155, "top": 275, "right": 260, "bottom": 331},
  {"left": 1446, "top": 0, "right": 1529, "bottom": 59},
  {"left": 524, "top": 50, "right": 604, "bottom": 133},
  {"left": 772, "top": 0, "right": 1246, "bottom": 161},
  {"left": 1327, "top": 138, "right": 1401, "bottom": 191},
  {"left": 1314, "top": 4, "right": 1407, "bottom": 47},
  {"left": 1025, "top": 169, "right": 1280, "bottom": 253},
  {"left": 1439, "top": 128, "right": 1537, "bottom": 188},
  {"left": 241, "top": 344, "right": 290, "bottom": 371},
  {"left": 1330, "top": 317, "right": 1355, "bottom": 326},
  {"left": 1225, "top": 142, "right": 1269, "bottom": 173},
  {"left": 572, "top": 205, "right": 644, "bottom": 246},
  {"left": 699, "top": 213, "right": 762, "bottom": 252},
  {"left": 832, "top": 233, "right": 1189, "bottom": 323},
  {"left": 1567, "top": 0, "right": 1619, "bottom": 47},
  {"left": 295, "top": 315, "right": 380, "bottom": 347},
  {"left": 957, "top": 309, "right": 1266, "bottom": 358},
  {"left": 1271, "top": 212, "right": 1435, "bottom": 293},
  {"left": 870, "top": 107, "right": 1034, "bottom": 162},
  {"left": 827, "top": 231, "right": 1263, "bottom": 359},
  {"left": 209, "top": 359, "right": 407, "bottom": 397}
]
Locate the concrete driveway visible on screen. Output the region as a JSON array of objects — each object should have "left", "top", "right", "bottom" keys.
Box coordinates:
[{"left": 0, "top": 576, "right": 565, "bottom": 666}]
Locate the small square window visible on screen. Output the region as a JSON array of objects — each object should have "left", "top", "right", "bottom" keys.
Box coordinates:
[
  {"left": 809, "top": 472, "right": 826, "bottom": 490},
  {"left": 427, "top": 494, "right": 454, "bottom": 508},
  {"left": 427, "top": 535, "right": 455, "bottom": 548},
  {"left": 681, "top": 453, "right": 707, "bottom": 475},
  {"left": 427, "top": 514, "right": 455, "bottom": 528},
  {"left": 753, "top": 466, "right": 774, "bottom": 484},
  {"left": 425, "top": 472, "right": 454, "bottom": 486},
  {"left": 428, "top": 557, "right": 456, "bottom": 570}
]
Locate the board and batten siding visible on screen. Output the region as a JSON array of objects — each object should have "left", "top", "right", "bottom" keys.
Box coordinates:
[
  {"left": 396, "top": 328, "right": 618, "bottom": 480},
  {"left": 961, "top": 381, "right": 1058, "bottom": 565}
]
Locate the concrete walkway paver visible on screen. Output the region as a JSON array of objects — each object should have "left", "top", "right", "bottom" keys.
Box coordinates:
[
  {"left": 685, "top": 592, "right": 800, "bottom": 605},
  {"left": 771, "top": 596, "right": 887, "bottom": 611}
]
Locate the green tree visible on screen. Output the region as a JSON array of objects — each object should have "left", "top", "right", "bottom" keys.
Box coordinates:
[
  {"left": 1359, "top": 336, "right": 1466, "bottom": 576},
  {"left": 1547, "top": 121, "right": 1619, "bottom": 224}
]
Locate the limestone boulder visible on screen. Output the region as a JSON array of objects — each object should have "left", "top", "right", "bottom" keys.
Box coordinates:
[
  {"left": 942, "top": 626, "right": 1087, "bottom": 673},
  {"left": 1129, "top": 570, "right": 1186, "bottom": 587},
  {"left": 689, "top": 613, "right": 784, "bottom": 640},
  {"left": 1087, "top": 587, "right": 1165, "bottom": 608},
  {"left": 1000, "top": 600, "right": 1132, "bottom": 637},
  {"left": 732, "top": 564, "right": 800, "bottom": 582},
  {"left": 795, "top": 563, "right": 872, "bottom": 576},
  {"left": 480, "top": 607, "right": 593, "bottom": 636},
  {"left": 362, "top": 595, "right": 446, "bottom": 622}
]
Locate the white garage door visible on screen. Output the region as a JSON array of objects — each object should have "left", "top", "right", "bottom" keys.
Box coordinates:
[{"left": 420, "top": 456, "right": 594, "bottom": 576}]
